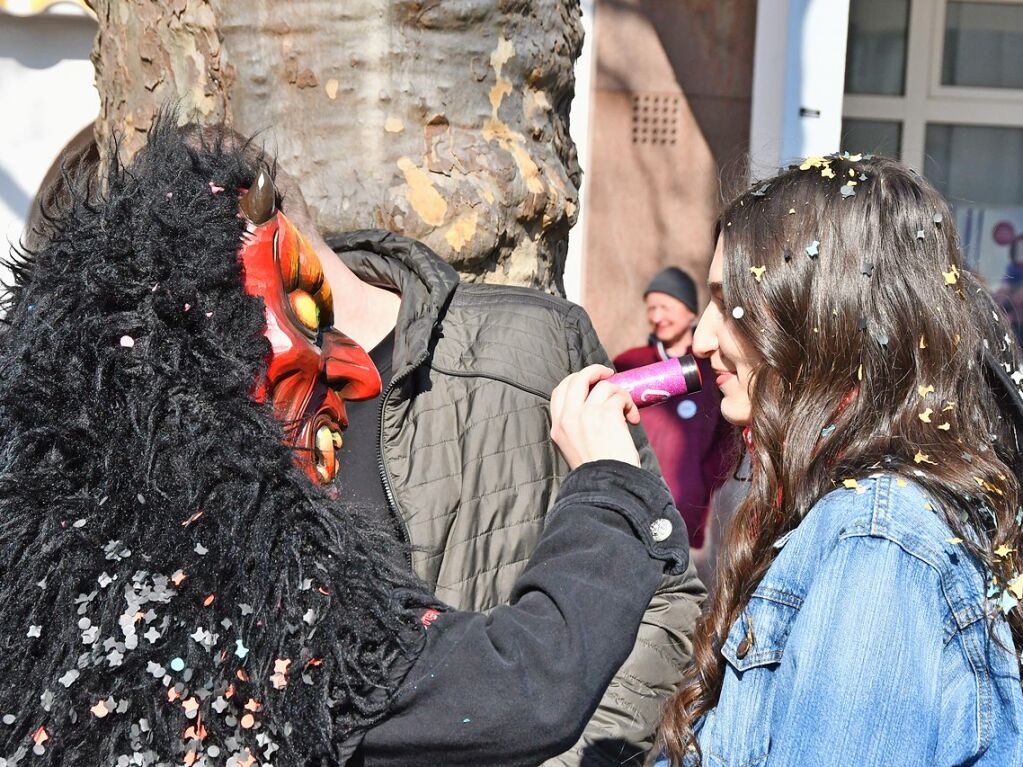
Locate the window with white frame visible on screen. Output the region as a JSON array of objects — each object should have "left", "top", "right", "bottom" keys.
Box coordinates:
[{"left": 843, "top": 0, "right": 1023, "bottom": 301}]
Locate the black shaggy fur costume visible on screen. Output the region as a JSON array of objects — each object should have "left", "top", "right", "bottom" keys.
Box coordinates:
[{"left": 0, "top": 118, "right": 432, "bottom": 766}]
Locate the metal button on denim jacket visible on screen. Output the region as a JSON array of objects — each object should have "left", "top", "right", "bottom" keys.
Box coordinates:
[{"left": 686, "top": 475, "right": 1023, "bottom": 767}]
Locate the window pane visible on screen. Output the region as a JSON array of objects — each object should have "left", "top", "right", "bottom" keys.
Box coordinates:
[
  {"left": 845, "top": 0, "right": 910, "bottom": 95},
  {"left": 841, "top": 118, "right": 902, "bottom": 158},
  {"left": 926, "top": 125, "right": 1023, "bottom": 329},
  {"left": 925, "top": 123, "right": 1023, "bottom": 206},
  {"left": 943, "top": 1, "right": 1023, "bottom": 89}
]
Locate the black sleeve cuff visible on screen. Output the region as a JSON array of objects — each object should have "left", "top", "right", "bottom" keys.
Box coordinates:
[{"left": 553, "top": 460, "right": 690, "bottom": 575}]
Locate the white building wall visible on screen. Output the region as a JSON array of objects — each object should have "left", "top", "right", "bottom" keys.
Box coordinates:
[
  {"left": 749, "top": 0, "right": 851, "bottom": 179},
  {"left": 0, "top": 9, "right": 98, "bottom": 289},
  {"left": 564, "top": 0, "right": 595, "bottom": 304}
]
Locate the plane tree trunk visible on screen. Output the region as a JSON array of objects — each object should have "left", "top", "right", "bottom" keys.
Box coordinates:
[{"left": 90, "top": 0, "right": 583, "bottom": 292}]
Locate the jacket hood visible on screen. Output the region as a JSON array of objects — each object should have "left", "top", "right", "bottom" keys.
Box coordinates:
[{"left": 326, "top": 230, "right": 458, "bottom": 380}]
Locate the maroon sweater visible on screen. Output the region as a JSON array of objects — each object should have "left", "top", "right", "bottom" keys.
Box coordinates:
[{"left": 613, "top": 343, "right": 736, "bottom": 547}]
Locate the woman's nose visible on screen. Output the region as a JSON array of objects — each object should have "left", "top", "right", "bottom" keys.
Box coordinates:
[{"left": 692, "top": 307, "right": 717, "bottom": 359}]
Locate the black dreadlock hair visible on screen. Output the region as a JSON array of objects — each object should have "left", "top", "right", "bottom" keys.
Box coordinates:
[{"left": 0, "top": 115, "right": 434, "bottom": 766}]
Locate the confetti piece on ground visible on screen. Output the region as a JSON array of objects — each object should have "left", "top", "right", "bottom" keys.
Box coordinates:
[
  {"left": 933, "top": 213, "right": 943, "bottom": 224},
  {"left": 919, "top": 408, "right": 933, "bottom": 423},
  {"left": 822, "top": 167, "right": 836, "bottom": 179},
  {"left": 170, "top": 657, "right": 185, "bottom": 672},
  {"left": 732, "top": 306, "right": 745, "bottom": 319},
  {"left": 938, "top": 422, "right": 951, "bottom": 431},
  {"left": 821, "top": 424, "right": 836, "bottom": 438},
  {"left": 806, "top": 240, "right": 820, "bottom": 258},
  {"left": 208, "top": 181, "right": 225, "bottom": 194},
  {"left": 32, "top": 726, "right": 48, "bottom": 745},
  {"left": 947, "top": 537, "right": 963, "bottom": 544},
  {"left": 896, "top": 478, "right": 908, "bottom": 487},
  {"left": 996, "top": 544, "right": 1015, "bottom": 558},
  {"left": 919, "top": 335, "right": 927, "bottom": 349},
  {"left": 861, "top": 262, "right": 874, "bottom": 277},
  {"left": 914, "top": 450, "right": 934, "bottom": 464},
  {"left": 840, "top": 184, "right": 856, "bottom": 198},
  {"left": 916, "top": 229, "right": 925, "bottom": 240},
  {"left": 750, "top": 265, "right": 766, "bottom": 282},
  {"left": 788, "top": 208, "right": 796, "bottom": 215},
  {"left": 918, "top": 384, "right": 934, "bottom": 397},
  {"left": 943, "top": 267, "right": 959, "bottom": 285},
  {"left": 119, "top": 336, "right": 135, "bottom": 348}
]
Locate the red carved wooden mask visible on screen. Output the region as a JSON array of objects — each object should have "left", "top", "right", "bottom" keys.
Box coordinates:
[{"left": 237, "top": 171, "right": 381, "bottom": 484}]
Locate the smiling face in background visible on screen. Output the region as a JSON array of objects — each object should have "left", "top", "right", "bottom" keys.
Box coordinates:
[
  {"left": 693, "top": 236, "right": 760, "bottom": 426},
  {"left": 238, "top": 173, "right": 381, "bottom": 484},
  {"left": 645, "top": 292, "right": 696, "bottom": 349}
]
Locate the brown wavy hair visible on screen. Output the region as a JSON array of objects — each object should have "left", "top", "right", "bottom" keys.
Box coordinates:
[{"left": 660, "top": 154, "right": 1023, "bottom": 763}]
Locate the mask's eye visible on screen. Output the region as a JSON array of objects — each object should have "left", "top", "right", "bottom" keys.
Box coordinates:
[
  {"left": 290, "top": 290, "right": 321, "bottom": 332},
  {"left": 274, "top": 218, "right": 334, "bottom": 337}
]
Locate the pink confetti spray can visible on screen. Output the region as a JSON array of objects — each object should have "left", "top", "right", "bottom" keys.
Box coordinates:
[{"left": 606, "top": 356, "right": 703, "bottom": 409}]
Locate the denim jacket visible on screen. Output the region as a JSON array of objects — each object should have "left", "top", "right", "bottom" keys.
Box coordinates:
[{"left": 687, "top": 475, "right": 1023, "bottom": 767}]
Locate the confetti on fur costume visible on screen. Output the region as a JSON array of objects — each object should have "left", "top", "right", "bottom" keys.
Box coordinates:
[{"left": 0, "top": 115, "right": 435, "bottom": 766}]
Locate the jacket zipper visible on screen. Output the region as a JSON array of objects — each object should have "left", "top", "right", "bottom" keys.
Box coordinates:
[{"left": 378, "top": 351, "right": 429, "bottom": 570}]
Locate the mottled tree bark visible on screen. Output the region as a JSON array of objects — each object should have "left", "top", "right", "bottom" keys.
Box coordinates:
[{"left": 90, "top": 0, "right": 582, "bottom": 292}]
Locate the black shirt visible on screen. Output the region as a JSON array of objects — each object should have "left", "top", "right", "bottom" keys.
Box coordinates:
[{"left": 337, "top": 330, "right": 394, "bottom": 516}]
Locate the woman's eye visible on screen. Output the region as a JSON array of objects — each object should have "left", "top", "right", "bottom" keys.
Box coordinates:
[{"left": 290, "top": 290, "right": 320, "bottom": 332}]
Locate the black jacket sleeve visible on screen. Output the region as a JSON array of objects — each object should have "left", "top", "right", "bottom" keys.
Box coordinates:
[{"left": 358, "top": 460, "right": 688, "bottom": 766}]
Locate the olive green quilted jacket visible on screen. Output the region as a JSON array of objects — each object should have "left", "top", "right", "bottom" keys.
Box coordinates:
[{"left": 330, "top": 230, "right": 706, "bottom": 766}]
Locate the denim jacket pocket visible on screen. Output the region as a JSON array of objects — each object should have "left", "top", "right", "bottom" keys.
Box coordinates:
[
  {"left": 721, "top": 588, "right": 802, "bottom": 672},
  {"left": 705, "top": 590, "right": 802, "bottom": 767}
]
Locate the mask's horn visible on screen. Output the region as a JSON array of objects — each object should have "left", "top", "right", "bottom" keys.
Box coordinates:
[{"left": 239, "top": 169, "right": 277, "bottom": 225}]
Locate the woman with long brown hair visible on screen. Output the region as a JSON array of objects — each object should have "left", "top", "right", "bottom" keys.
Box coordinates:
[{"left": 658, "top": 154, "right": 1023, "bottom": 765}]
